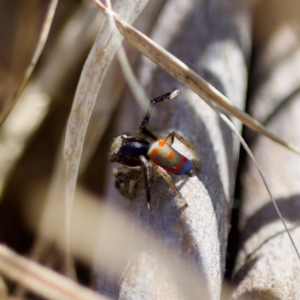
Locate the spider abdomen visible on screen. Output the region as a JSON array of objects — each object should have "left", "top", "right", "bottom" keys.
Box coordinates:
[{"left": 148, "top": 139, "right": 193, "bottom": 175}]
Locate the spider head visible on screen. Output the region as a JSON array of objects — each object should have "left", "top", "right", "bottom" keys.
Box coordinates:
[{"left": 109, "top": 134, "right": 150, "bottom": 167}]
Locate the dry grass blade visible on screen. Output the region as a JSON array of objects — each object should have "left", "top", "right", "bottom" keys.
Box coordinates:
[
  {"left": 93, "top": 1, "right": 300, "bottom": 156},
  {"left": 63, "top": 0, "right": 149, "bottom": 276},
  {"left": 0, "top": 0, "right": 58, "bottom": 125},
  {"left": 0, "top": 244, "right": 108, "bottom": 300},
  {"left": 115, "top": 19, "right": 300, "bottom": 155}
]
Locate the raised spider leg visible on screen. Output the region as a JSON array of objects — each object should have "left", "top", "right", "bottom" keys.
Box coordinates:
[
  {"left": 165, "top": 132, "right": 200, "bottom": 171},
  {"left": 151, "top": 163, "right": 188, "bottom": 208},
  {"left": 139, "top": 155, "right": 151, "bottom": 210},
  {"left": 139, "top": 90, "right": 181, "bottom": 140}
]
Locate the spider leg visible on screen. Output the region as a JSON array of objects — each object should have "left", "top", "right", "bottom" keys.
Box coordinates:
[
  {"left": 139, "top": 90, "right": 180, "bottom": 140},
  {"left": 151, "top": 163, "right": 188, "bottom": 208},
  {"left": 139, "top": 155, "right": 151, "bottom": 210},
  {"left": 165, "top": 132, "right": 200, "bottom": 172}
]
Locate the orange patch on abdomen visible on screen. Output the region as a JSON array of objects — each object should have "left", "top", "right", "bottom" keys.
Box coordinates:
[
  {"left": 158, "top": 140, "right": 166, "bottom": 147},
  {"left": 167, "top": 151, "right": 175, "bottom": 160}
]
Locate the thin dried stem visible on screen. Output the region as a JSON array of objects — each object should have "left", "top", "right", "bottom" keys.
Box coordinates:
[
  {"left": 0, "top": 0, "right": 58, "bottom": 125},
  {"left": 105, "top": 0, "right": 149, "bottom": 111},
  {"left": 212, "top": 105, "right": 300, "bottom": 262}
]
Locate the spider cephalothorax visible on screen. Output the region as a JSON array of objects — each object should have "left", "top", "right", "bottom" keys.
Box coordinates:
[{"left": 109, "top": 90, "right": 199, "bottom": 209}]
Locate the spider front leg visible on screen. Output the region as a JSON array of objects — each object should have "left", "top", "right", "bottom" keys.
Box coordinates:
[
  {"left": 139, "top": 90, "right": 181, "bottom": 140},
  {"left": 139, "top": 155, "right": 151, "bottom": 210},
  {"left": 151, "top": 162, "right": 188, "bottom": 208},
  {"left": 165, "top": 132, "right": 200, "bottom": 171}
]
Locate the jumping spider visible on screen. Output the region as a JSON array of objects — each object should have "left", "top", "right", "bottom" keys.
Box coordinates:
[{"left": 109, "top": 90, "right": 199, "bottom": 209}]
